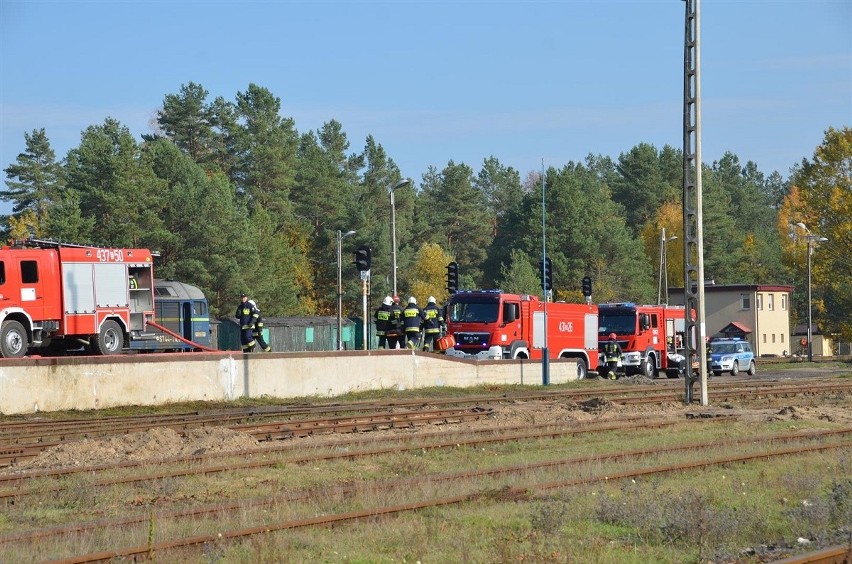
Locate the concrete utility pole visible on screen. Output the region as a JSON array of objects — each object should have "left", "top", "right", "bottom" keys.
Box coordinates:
[
  {"left": 682, "top": 0, "right": 708, "bottom": 405},
  {"left": 794, "top": 222, "right": 828, "bottom": 362},
  {"left": 658, "top": 228, "right": 677, "bottom": 305}
]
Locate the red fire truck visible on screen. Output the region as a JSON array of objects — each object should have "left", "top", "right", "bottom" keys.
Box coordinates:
[
  {"left": 444, "top": 290, "right": 599, "bottom": 379},
  {"left": 0, "top": 239, "right": 156, "bottom": 358},
  {"left": 597, "top": 302, "right": 688, "bottom": 379}
]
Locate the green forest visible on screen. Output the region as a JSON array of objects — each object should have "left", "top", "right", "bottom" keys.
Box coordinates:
[{"left": 2, "top": 83, "right": 850, "bottom": 340}]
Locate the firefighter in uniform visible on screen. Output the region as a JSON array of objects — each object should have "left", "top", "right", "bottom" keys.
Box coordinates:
[
  {"left": 386, "top": 295, "right": 404, "bottom": 349},
  {"left": 421, "top": 296, "right": 443, "bottom": 352},
  {"left": 235, "top": 293, "right": 259, "bottom": 352},
  {"left": 402, "top": 296, "right": 424, "bottom": 350},
  {"left": 602, "top": 332, "right": 623, "bottom": 380},
  {"left": 375, "top": 296, "right": 393, "bottom": 349},
  {"left": 248, "top": 299, "right": 272, "bottom": 352},
  {"left": 705, "top": 336, "right": 713, "bottom": 375}
]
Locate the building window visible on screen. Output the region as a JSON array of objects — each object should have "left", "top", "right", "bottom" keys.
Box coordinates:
[
  {"left": 781, "top": 294, "right": 787, "bottom": 310},
  {"left": 741, "top": 294, "right": 750, "bottom": 310},
  {"left": 762, "top": 334, "right": 767, "bottom": 343},
  {"left": 772, "top": 334, "right": 776, "bottom": 343},
  {"left": 757, "top": 294, "right": 763, "bottom": 310},
  {"left": 768, "top": 294, "right": 774, "bottom": 311},
  {"left": 781, "top": 334, "right": 785, "bottom": 343}
]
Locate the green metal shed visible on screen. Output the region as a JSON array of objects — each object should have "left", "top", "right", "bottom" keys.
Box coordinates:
[{"left": 218, "top": 316, "right": 357, "bottom": 352}]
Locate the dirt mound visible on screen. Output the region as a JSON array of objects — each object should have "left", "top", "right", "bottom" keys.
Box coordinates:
[
  {"left": 577, "top": 398, "right": 613, "bottom": 413},
  {"left": 10, "top": 398, "right": 851, "bottom": 473},
  {"left": 13, "top": 426, "right": 259, "bottom": 472}
]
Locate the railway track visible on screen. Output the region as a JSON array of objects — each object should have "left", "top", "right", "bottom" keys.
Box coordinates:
[
  {"left": 25, "top": 431, "right": 852, "bottom": 563},
  {"left": 0, "top": 406, "right": 493, "bottom": 467},
  {"left": 0, "top": 377, "right": 848, "bottom": 562},
  {"left": 1, "top": 378, "right": 848, "bottom": 469}
]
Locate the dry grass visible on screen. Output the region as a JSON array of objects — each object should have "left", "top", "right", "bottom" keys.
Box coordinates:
[{"left": 1, "top": 385, "right": 850, "bottom": 562}]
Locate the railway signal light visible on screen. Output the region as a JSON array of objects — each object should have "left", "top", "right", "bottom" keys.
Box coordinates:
[
  {"left": 354, "top": 245, "right": 371, "bottom": 272},
  {"left": 446, "top": 261, "right": 459, "bottom": 294},
  {"left": 540, "top": 257, "right": 553, "bottom": 292},
  {"left": 582, "top": 276, "right": 592, "bottom": 297}
]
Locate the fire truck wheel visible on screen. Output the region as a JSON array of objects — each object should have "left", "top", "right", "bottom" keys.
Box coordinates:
[
  {"left": 575, "top": 358, "right": 587, "bottom": 380},
  {"left": 91, "top": 320, "right": 124, "bottom": 355},
  {"left": 0, "top": 320, "right": 28, "bottom": 358},
  {"left": 641, "top": 356, "right": 655, "bottom": 379}
]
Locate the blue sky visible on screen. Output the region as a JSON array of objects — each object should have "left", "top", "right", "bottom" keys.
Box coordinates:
[{"left": 1, "top": 0, "right": 850, "bottom": 215}]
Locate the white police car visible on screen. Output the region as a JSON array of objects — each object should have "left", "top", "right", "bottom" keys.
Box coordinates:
[{"left": 709, "top": 338, "right": 755, "bottom": 376}]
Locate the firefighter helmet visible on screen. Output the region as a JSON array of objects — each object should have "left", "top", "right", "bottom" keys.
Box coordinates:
[
  {"left": 609, "top": 333, "right": 616, "bottom": 340},
  {"left": 428, "top": 296, "right": 436, "bottom": 304},
  {"left": 383, "top": 296, "right": 393, "bottom": 306},
  {"left": 408, "top": 296, "right": 417, "bottom": 305},
  {"left": 392, "top": 295, "right": 400, "bottom": 303}
]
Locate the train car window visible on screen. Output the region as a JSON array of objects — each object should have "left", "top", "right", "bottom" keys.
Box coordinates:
[
  {"left": 0, "top": 261, "right": 4, "bottom": 285},
  {"left": 21, "top": 260, "right": 38, "bottom": 283},
  {"left": 155, "top": 286, "right": 177, "bottom": 296},
  {"left": 193, "top": 302, "right": 206, "bottom": 315}
]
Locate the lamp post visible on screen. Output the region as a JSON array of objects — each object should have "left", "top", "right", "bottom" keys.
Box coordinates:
[
  {"left": 337, "top": 229, "right": 356, "bottom": 350},
  {"left": 657, "top": 228, "right": 678, "bottom": 305},
  {"left": 795, "top": 222, "right": 827, "bottom": 362},
  {"left": 389, "top": 179, "right": 411, "bottom": 297}
]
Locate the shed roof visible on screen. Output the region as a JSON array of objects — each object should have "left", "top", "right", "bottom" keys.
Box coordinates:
[{"left": 720, "top": 321, "right": 752, "bottom": 334}]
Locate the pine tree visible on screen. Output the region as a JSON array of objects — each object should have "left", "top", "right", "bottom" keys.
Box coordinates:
[{"left": 1, "top": 128, "right": 64, "bottom": 235}]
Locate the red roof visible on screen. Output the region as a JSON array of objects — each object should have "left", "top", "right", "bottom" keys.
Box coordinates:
[{"left": 720, "top": 321, "right": 752, "bottom": 334}]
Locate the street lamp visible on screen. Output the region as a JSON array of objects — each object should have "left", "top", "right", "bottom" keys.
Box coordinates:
[
  {"left": 657, "top": 228, "right": 678, "bottom": 305},
  {"left": 795, "top": 222, "right": 827, "bottom": 362},
  {"left": 337, "top": 229, "right": 356, "bottom": 350},
  {"left": 389, "top": 179, "right": 411, "bottom": 297}
]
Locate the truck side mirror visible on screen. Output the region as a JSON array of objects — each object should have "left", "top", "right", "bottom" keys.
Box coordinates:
[{"left": 640, "top": 313, "right": 650, "bottom": 331}]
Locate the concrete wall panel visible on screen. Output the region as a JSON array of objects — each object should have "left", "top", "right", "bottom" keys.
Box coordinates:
[{"left": 0, "top": 352, "right": 582, "bottom": 415}]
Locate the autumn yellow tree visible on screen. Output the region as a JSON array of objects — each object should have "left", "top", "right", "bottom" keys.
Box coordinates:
[
  {"left": 640, "top": 201, "right": 684, "bottom": 302},
  {"left": 785, "top": 127, "right": 852, "bottom": 340},
  {"left": 407, "top": 242, "right": 455, "bottom": 306},
  {"left": 7, "top": 209, "right": 42, "bottom": 240}
]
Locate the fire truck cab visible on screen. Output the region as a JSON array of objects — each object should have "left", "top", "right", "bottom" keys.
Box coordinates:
[
  {"left": 444, "top": 290, "right": 599, "bottom": 379},
  {"left": 0, "top": 239, "right": 156, "bottom": 358},
  {"left": 597, "top": 302, "right": 688, "bottom": 379}
]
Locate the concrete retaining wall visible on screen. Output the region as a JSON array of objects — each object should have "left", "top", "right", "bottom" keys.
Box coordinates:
[{"left": 0, "top": 351, "right": 581, "bottom": 415}]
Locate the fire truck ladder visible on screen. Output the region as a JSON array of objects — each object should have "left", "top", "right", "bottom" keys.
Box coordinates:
[
  {"left": 12, "top": 238, "right": 99, "bottom": 249},
  {"left": 12, "top": 238, "right": 161, "bottom": 256}
]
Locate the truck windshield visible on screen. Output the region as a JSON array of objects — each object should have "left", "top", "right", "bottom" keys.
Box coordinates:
[
  {"left": 448, "top": 300, "right": 500, "bottom": 323},
  {"left": 598, "top": 311, "right": 636, "bottom": 335}
]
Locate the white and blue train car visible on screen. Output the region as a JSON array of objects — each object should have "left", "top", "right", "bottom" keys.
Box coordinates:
[{"left": 128, "top": 279, "right": 213, "bottom": 352}]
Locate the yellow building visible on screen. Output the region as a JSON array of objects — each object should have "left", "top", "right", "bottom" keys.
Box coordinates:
[{"left": 668, "top": 284, "right": 794, "bottom": 358}]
